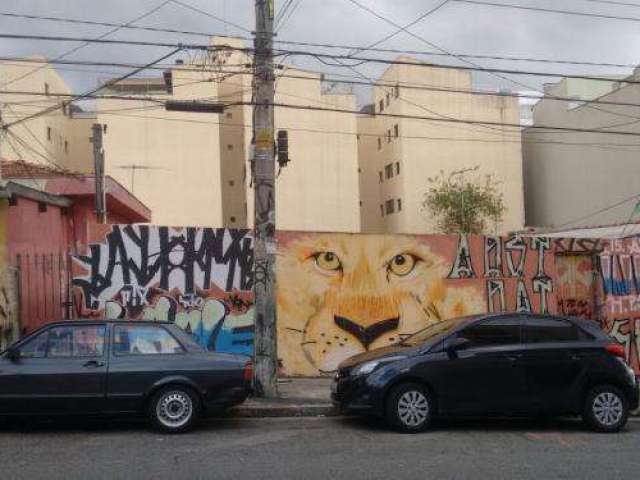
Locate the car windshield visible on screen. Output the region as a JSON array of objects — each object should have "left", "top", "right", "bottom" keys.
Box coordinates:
[{"left": 400, "top": 316, "right": 479, "bottom": 347}]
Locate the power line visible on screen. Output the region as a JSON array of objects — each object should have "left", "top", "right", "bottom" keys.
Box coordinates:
[
  {"left": 452, "top": 0, "right": 640, "bottom": 23},
  {"left": 168, "top": 0, "right": 251, "bottom": 33},
  {"left": 276, "top": 0, "right": 303, "bottom": 32},
  {"left": 555, "top": 192, "right": 640, "bottom": 228},
  {"left": 3, "top": 48, "right": 182, "bottom": 130},
  {"left": 1, "top": 1, "right": 173, "bottom": 88},
  {"left": 575, "top": 0, "right": 640, "bottom": 7}
]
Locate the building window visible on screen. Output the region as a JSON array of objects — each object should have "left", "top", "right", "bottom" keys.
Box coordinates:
[
  {"left": 395, "top": 162, "right": 400, "bottom": 175},
  {"left": 38, "top": 202, "right": 47, "bottom": 213},
  {"left": 397, "top": 199, "right": 402, "bottom": 211},
  {"left": 356, "top": 134, "right": 360, "bottom": 141},
  {"left": 227, "top": 144, "right": 234, "bottom": 151},
  {"left": 229, "top": 180, "right": 235, "bottom": 186},
  {"left": 47, "top": 127, "right": 52, "bottom": 141},
  {"left": 357, "top": 167, "right": 362, "bottom": 173},
  {"left": 385, "top": 199, "right": 395, "bottom": 215},
  {"left": 359, "top": 201, "right": 363, "bottom": 207},
  {"left": 377, "top": 137, "right": 382, "bottom": 150},
  {"left": 44, "top": 83, "right": 50, "bottom": 96},
  {"left": 386, "top": 130, "right": 391, "bottom": 143},
  {"left": 394, "top": 84, "right": 400, "bottom": 98},
  {"left": 379, "top": 99, "right": 384, "bottom": 112},
  {"left": 394, "top": 124, "right": 399, "bottom": 138},
  {"left": 380, "top": 204, "right": 384, "bottom": 217},
  {"left": 64, "top": 140, "right": 68, "bottom": 154},
  {"left": 385, "top": 163, "right": 393, "bottom": 179},
  {"left": 378, "top": 171, "right": 383, "bottom": 183},
  {"left": 226, "top": 112, "right": 233, "bottom": 119},
  {"left": 386, "top": 93, "right": 390, "bottom": 106},
  {"left": 230, "top": 216, "right": 236, "bottom": 223}
]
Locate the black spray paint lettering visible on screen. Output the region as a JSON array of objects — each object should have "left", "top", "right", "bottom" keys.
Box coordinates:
[{"left": 74, "top": 226, "right": 253, "bottom": 308}]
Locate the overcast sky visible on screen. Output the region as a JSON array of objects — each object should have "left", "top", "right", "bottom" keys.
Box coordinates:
[{"left": 2, "top": 0, "right": 640, "bottom": 106}]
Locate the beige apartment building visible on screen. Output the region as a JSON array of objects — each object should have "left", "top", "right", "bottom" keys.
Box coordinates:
[
  {"left": 523, "top": 75, "right": 639, "bottom": 229},
  {"left": 358, "top": 57, "right": 525, "bottom": 235},
  {"left": 96, "top": 36, "right": 360, "bottom": 231},
  {"left": 0, "top": 58, "right": 94, "bottom": 175}
]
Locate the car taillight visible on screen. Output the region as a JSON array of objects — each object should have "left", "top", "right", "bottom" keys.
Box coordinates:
[
  {"left": 243, "top": 361, "right": 254, "bottom": 383},
  {"left": 604, "top": 343, "right": 626, "bottom": 359}
]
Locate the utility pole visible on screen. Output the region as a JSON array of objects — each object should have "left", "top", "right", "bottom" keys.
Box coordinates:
[
  {"left": 253, "top": 0, "right": 278, "bottom": 398},
  {"left": 91, "top": 123, "right": 106, "bottom": 224}
]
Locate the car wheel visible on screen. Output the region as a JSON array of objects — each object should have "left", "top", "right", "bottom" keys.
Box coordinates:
[
  {"left": 583, "top": 385, "right": 629, "bottom": 433},
  {"left": 385, "top": 383, "right": 433, "bottom": 433},
  {"left": 149, "top": 386, "right": 200, "bottom": 434}
]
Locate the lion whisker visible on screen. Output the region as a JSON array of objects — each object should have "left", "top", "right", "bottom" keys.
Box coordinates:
[{"left": 286, "top": 327, "right": 305, "bottom": 334}]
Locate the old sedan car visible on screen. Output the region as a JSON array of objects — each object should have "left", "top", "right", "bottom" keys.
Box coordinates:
[
  {"left": 0, "top": 320, "right": 253, "bottom": 433},
  {"left": 332, "top": 313, "right": 639, "bottom": 433}
]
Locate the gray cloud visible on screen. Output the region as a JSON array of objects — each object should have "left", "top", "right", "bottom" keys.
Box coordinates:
[{"left": 1, "top": 0, "right": 640, "bottom": 104}]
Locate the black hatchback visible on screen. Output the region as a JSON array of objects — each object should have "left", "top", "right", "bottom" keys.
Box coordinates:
[
  {"left": 332, "top": 313, "right": 639, "bottom": 433},
  {"left": 0, "top": 320, "right": 253, "bottom": 433}
]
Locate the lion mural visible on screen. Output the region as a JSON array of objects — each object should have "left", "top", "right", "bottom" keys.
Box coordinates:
[{"left": 277, "top": 233, "right": 485, "bottom": 376}]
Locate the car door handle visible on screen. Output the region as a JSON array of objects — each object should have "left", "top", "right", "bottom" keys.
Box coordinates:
[{"left": 83, "top": 360, "right": 105, "bottom": 368}]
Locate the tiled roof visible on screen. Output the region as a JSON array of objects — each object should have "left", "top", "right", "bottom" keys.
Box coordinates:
[{"left": 0, "top": 159, "right": 76, "bottom": 179}]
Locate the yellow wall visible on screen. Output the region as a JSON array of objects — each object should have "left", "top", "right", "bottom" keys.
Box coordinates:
[{"left": 0, "top": 199, "right": 19, "bottom": 349}]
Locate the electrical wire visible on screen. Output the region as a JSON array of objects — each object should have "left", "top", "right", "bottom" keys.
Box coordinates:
[
  {"left": 168, "top": 0, "right": 251, "bottom": 33},
  {"left": 554, "top": 192, "right": 640, "bottom": 228},
  {"left": 1, "top": 1, "right": 173, "bottom": 88}
]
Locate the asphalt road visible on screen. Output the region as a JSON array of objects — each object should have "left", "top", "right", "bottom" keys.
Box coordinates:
[{"left": 0, "top": 415, "right": 638, "bottom": 480}]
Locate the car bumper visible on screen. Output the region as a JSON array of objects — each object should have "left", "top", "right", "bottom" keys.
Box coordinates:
[
  {"left": 331, "top": 375, "right": 383, "bottom": 416},
  {"left": 205, "top": 385, "right": 251, "bottom": 411}
]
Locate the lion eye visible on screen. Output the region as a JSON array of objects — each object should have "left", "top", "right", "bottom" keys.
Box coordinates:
[
  {"left": 388, "top": 253, "right": 418, "bottom": 277},
  {"left": 313, "top": 252, "right": 342, "bottom": 272}
]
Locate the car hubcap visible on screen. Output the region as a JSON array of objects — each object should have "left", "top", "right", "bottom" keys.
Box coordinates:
[
  {"left": 156, "top": 391, "right": 193, "bottom": 429},
  {"left": 397, "top": 390, "right": 429, "bottom": 427},
  {"left": 592, "top": 392, "right": 624, "bottom": 427}
]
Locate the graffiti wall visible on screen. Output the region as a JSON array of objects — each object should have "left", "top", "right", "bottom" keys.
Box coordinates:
[
  {"left": 598, "top": 237, "right": 640, "bottom": 373},
  {"left": 277, "top": 233, "right": 557, "bottom": 376},
  {"left": 72, "top": 225, "right": 254, "bottom": 356}
]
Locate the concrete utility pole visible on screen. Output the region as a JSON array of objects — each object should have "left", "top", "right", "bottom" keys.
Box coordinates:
[
  {"left": 91, "top": 123, "right": 107, "bottom": 224},
  {"left": 253, "top": 0, "right": 278, "bottom": 398}
]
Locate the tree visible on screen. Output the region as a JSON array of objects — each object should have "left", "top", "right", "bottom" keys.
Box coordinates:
[{"left": 422, "top": 166, "right": 506, "bottom": 234}]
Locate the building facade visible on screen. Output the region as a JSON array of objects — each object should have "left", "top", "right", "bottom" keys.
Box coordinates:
[
  {"left": 523, "top": 75, "right": 637, "bottom": 228},
  {"left": 358, "top": 58, "right": 525, "bottom": 235}
]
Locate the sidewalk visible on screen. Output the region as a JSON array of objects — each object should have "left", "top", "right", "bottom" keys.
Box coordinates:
[{"left": 229, "top": 377, "right": 337, "bottom": 418}]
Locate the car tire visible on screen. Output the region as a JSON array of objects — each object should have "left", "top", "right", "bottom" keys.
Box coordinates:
[
  {"left": 583, "top": 385, "right": 629, "bottom": 433},
  {"left": 385, "top": 383, "right": 433, "bottom": 433},
  {"left": 149, "top": 385, "right": 200, "bottom": 434}
]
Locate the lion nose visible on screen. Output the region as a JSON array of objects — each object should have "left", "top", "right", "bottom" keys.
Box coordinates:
[{"left": 334, "top": 315, "right": 399, "bottom": 349}]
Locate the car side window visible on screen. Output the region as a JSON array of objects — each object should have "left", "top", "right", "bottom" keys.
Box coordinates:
[
  {"left": 524, "top": 317, "right": 589, "bottom": 344},
  {"left": 47, "top": 326, "right": 106, "bottom": 358},
  {"left": 113, "top": 325, "right": 183, "bottom": 355},
  {"left": 457, "top": 317, "right": 521, "bottom": 349},
  {"left": 19, "top": 331, "right": 49, "bottom": 358}
]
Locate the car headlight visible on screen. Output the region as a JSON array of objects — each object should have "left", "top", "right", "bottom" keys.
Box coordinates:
[{"left": 352, "top": 356, "right": 406, "bottom": 376}]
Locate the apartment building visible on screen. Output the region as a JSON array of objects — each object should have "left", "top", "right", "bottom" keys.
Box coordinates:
[
  {"left": 358, "top": 57, "right": 525, "bottom": 235},
  {"left": 95, "top": 36, "right": 360, "bottom": 231},
  {"left": 0, "top": 58, "right": 94, "bottom": 174},
  {"left": 523, "top": 75, "right": 638, "bottom": 228}
]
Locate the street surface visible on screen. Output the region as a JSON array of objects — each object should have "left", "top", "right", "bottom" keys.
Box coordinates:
[{"left": 0, "top": 415, "right": 638, "bottom": 479}]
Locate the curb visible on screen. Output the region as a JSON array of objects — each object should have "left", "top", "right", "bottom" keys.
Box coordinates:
[{"left": 228, "top": 403, "right": 338, "bottom": 418}]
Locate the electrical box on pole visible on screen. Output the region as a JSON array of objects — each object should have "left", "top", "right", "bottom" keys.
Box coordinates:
[
  {"left": 91, "top": 123, "right": 107, "bottom": 224},
  {"left": 277, "top": 130, "right": 290, "bottom": 168}
]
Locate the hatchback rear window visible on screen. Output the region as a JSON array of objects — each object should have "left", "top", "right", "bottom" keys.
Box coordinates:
[
  {"left": 457, "top": 317, "right": 521, "bottom": 348},
  {"left": 524, "top": 317, "right": 591, "bottom": 344}
]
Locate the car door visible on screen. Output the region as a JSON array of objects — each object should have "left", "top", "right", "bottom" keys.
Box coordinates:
[
  {"left": 105, "top": 323, "right": 188, "bottom": 413},
  {"left": 0, "top": 323, "right": 108, "bottom": 414},
  {"left": 435, "top": 316, "right": 531, "bottom": 416},
  {"left": 522, "top": 315, "right": 592, "bottom": 413}
]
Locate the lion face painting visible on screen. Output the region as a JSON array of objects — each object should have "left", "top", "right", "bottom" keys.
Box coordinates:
[{"left": 277, "top": 233, "right": 485, "bottom": 376}]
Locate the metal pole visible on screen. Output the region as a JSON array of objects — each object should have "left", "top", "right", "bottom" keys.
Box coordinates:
[
  {"left": 253, "top": 0, "right": 278, "bottom": 398},
  {"left": 91, "top": 123, "right": 106, "bottom": 224}
]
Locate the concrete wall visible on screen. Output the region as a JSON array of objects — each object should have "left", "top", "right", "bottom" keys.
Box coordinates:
[
  {"left": 73, "top": 225, "right": 565, "bottom": 376},
  {"left": 359, "top": 59, "right": 525, "bottom": 235},
  {"left": 523, "top": 75, "right": 640, "bottom": 228}
]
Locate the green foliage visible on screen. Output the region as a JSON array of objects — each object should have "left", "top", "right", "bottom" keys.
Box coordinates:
[{"left": 422, "top": 167, "right": 506, "bottom": 234}]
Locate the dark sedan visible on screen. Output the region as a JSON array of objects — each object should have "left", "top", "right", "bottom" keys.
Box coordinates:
[
  {"left": 332, "top": 313, "right": 639, "bottom": 433},
  {"left": 0, "top": 320, "right": 253, "bottom": 433}
]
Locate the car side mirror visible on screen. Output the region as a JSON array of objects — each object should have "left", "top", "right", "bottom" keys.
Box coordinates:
[
  {"left": 5, "top": 346, "right": 21, "bottom": 362},
  {"left": 445, "top": 337, "right": 470, "bottom": 357}
]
